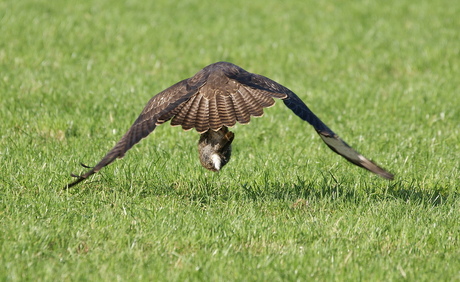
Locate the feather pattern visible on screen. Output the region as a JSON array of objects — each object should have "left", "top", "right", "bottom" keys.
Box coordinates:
[
  {"left": 216, "top": 94, "right": 236, "bottom": 127},
  {"left": 208, "top": 95, "right": 223, "bottom": 130},
  {"left": 231, "top": 89, "right": 251, "bottom": 124},
  {"left": 66, "top": 61, "right": 393, "bottom": 189},
  {"left": 195, "top": 95, "right": 210, "bottom": 133},
  {"left": 237, "top": 87, "right": 264, "bottom": 117}
]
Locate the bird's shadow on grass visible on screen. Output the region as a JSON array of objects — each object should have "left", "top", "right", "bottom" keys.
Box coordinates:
[
  {"left": 66, "top": 171, "right": 453, "bottom": 208},
  {"left": 167, "top": 175, "right": 453, "bottom": 208}
]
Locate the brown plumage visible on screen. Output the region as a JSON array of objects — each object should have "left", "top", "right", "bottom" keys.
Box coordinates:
[{"left": 65, "top": 61, "right": 393, "bottom": 188}]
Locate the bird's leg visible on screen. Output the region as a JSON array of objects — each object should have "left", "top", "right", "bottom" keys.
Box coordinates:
[{"left": 198, "top": 127, "right": 234, "bottom": 171}]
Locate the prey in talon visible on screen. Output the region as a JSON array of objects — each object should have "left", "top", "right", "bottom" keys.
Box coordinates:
[{"left": 198, "top": 127, "right": 234, "bottom": 172}]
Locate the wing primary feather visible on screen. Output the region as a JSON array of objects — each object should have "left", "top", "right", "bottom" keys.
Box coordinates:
[
  {"left": 319, "top": 135, "right": 394, "bottom": 180},
  {"left": 283, "top": 91, "right": 393, "bottom": 180}
]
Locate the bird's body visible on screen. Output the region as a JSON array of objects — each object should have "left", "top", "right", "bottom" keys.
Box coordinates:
[{"left": 66, "top": 62, "right": 393, "bottom": 188}]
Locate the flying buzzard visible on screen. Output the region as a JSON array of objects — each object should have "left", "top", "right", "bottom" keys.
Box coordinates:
[{"left": 66, "top": 62, "right": 393, "bottom": 188}]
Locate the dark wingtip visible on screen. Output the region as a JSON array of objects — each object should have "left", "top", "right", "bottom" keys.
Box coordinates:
[
  {"left": 317, "top": 134, "right": 394, "bottom": 181},
  {"left": 349, "top": 157, "right": 394, "bottom": 181},
  {"left": 80, "top": 163, "right": 93, "bottom": 169},
  {"left": 379, "top": 170, "right": 394, "bottom": 181},
  {"left": 358, "top": 157, "right": 394, "bottom": 181},
  {"left": 63, "top": 176, "right": 86, "bottom": 190},
  {"left": 64, "top": 167, "right": 96, "bottom": 190}
]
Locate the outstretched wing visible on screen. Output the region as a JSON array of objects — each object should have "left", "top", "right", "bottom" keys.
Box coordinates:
[
  {"left": 226, "top": 64, "right": 394, "bottom": 180},
  {"left": 65, "top": 78, "right": 203, "bottom": 188}
]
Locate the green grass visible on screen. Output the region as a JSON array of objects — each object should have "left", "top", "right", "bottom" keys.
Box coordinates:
[{"left": 1, "top": 0, "right": 459, "bottom": 280}]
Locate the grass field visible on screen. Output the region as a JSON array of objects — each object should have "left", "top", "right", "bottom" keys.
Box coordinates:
[{"left": 1, "top": 0, "right": 459, "bottom": 280}]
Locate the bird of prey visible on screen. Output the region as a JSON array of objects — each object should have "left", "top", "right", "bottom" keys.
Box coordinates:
[{"left": 65, "top": 61, "right": 393, "bottom": 188}]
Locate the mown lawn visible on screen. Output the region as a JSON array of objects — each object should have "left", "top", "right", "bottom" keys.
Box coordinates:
[{"left": 1, "top": 0, "right": 459, "bottom": 280}]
